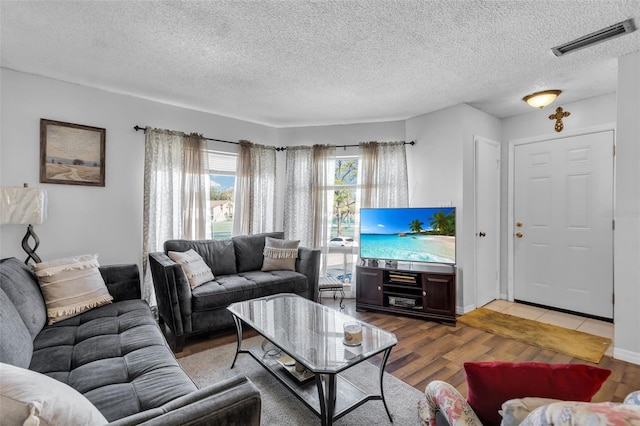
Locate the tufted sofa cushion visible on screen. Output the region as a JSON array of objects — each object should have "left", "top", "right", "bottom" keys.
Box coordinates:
[
  {"left": 28, "top": 299, "right": 197, "bottom": 422},
  {"left": 191, "top": 270, "right": 308, "bottom": 311}
]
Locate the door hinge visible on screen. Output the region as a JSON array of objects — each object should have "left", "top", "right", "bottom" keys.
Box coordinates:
[
  {"left": 612, "top": 293, "right": 615, "bottom": 305},
  {"left": 613, "top": 145, "right": 616, "bottom": 156},
  {"left": 613, "top": 219, "right": 615, "bottom": 230},
  {"left": 496, "top": 159, "right": 500, "bottom": 169}
]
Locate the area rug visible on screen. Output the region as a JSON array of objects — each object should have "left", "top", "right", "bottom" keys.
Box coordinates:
[
  {"left": 178, "top": 336, "right": 422, "bottom": 425},
  {"left": 458, "top": 308, "right": 611, "bottom": 363}
]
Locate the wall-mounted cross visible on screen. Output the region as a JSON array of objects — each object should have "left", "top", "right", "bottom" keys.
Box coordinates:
[{"left": 549, "top": 106, "right": 571, "bottom": 132}]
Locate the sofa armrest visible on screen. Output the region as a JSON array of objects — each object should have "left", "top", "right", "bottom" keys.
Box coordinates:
[
  {"left": 107, "top": 375, "right": 261, "bottom": 426},
  {"left": 418, "top": 380, "right": 482, "bottom": 426},
  {"left": 148, "top": 252, "right": 193, "bottom": 340},
  {"left": 100, "top": 264, "right": 141, "bottom": 302},
  {"left": 296, "top": 246, "right": 321, "bottom": 301}
]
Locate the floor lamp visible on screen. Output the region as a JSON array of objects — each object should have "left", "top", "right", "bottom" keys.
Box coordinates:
[{"left": 0, "top": 186, "right": 48, "bottom": 264}]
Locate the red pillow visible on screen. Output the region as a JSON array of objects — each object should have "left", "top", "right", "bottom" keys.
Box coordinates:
[{"left": 464, "top": 361, "right": 611, "bottom": 426}]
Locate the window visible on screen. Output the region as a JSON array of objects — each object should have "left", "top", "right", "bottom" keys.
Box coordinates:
[
  {"left": 324, "top": 157, "right": 358, "bottom": 283},
  {"left": 207, "top": 150, "right": 236, "bottom": 240},
  {"left": 331, "top": 158, "right": 358, "bottom": 240}
]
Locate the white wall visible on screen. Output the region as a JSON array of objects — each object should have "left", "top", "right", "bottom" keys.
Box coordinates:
[
  {"left": 405, "top": 104, "right": 501, "bottom": 312},
  {"left": 0, "top": 69, "right": 276, "bottom": 271},
  {"left": 613, "top": 51, "right": 640, "bottom": 365}
]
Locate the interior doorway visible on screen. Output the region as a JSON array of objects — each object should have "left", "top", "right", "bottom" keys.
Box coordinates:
[{"left": 475, "top": 136, "right": 501, "bottom": 308}]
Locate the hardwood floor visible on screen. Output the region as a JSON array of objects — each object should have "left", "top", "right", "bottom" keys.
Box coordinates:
[{"left": 175, "top": 298, "right": 640, "bottom": 403}]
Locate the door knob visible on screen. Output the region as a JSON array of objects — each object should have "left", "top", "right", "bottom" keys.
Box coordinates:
[
  {"left": 516, "top": 222, "right": 523, "bottom": 227},
  {"left": 478, "top": 232, "right": 486, "bottom": 237},
  {"left": 515, "top": 232, "right": 523, "bottom": 238}
]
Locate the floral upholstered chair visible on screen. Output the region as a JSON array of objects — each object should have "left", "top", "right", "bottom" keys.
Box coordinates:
[
  {"left": 418, "top": 380, "right": 640, "bottom": 426},
  {"left": 418, "top": 380, "right": 482, "bottom": 426}
]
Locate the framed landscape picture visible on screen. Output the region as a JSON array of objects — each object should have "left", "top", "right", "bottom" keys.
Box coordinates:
[{"left": 40, "top": 119, "right": 106, "bottom": 186}]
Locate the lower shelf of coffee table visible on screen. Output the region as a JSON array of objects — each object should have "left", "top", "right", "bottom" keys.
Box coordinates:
[{"left": 246, "top": 344, "right": 380, "bottom": 421}]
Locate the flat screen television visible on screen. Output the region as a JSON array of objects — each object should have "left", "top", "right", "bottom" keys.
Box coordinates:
[{"left": 359, "top": 207, "right": 456, "bottom": 265}]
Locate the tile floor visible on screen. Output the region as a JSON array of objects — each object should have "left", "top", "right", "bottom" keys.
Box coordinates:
[{"left": 483, "top": 300, "right": 614, "bottom": 357}]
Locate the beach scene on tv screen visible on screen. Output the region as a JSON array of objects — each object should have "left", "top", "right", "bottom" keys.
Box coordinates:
[{"left": 360, "top": 207, "right": 456, "bottom": 264}]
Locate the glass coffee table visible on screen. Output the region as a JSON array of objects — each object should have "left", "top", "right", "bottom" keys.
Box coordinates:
[{"left": 227, "top": 294, "right": 398, "bottom": 426}]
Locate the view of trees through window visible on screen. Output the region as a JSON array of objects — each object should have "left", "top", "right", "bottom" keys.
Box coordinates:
[
  {"left": 208, "top": 174, "right": 235, "bottom": 240},
  {"left": 332, "top": 158, "right": 358, "bottom": 240},
  {"left": 207, "top": 150, "right": 237, "bottom": 240}
]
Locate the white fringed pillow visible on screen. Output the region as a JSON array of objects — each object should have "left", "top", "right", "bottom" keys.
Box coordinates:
[
  {"left": 0, "top": 362, "right": 108, "bottom": 426},
  {"left": 31, "top": 254, "right": 113, "bottom": 325},
  {"left": 261, "top": 237, "right": 300, "bottom": 272},
  {"left": 168, "top": 249, "right": 214, "bottom": 289}
]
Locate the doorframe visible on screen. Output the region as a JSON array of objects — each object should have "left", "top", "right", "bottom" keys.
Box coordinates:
[
  {"left": 506, "top": 124, "right": 616, "bottom": 301},
  {"left": 474, "top": 135, "right": 501, "bottom": 308}
]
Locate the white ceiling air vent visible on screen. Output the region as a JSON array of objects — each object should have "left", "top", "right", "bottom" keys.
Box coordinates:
[{"left": 552, "top": 18, "right": 636, "bottom": 57}]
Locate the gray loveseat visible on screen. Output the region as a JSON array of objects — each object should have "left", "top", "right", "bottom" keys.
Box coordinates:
[
  {"left": 149, "top": 232, "right": 320, "bottom": 352},
  {"left": 0, "top": 257, "right": 261, "bottom": 425}
]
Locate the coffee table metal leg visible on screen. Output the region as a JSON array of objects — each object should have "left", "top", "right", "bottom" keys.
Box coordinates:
[
  {"left": 230, "top": 315, "right": 243, "bottom": 369},
  {"left": 315, "top": 373, "right": 337, "bottom": 426},
  {"left": 379, "top": 347, "right": 394, "bottom": 422}
]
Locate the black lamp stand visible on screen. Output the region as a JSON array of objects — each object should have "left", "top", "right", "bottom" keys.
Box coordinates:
[{"left": 22, "top": 224, "right": 42, "bottom": 264}]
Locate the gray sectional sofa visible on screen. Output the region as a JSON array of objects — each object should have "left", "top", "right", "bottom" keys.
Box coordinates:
[
  {"left": 0, "top": 257, "right": 261, "bottom": 425},
  {"left": 149, "top": 232, "right": 321, "bottom": 352}
]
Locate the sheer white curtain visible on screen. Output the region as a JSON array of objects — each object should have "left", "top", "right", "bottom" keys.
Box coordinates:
[
  {"left": 232, "top": 140, "right": 277, "bottom": 235},
  {"left": 142, "top": 128, "right": 209, "bottom": 306},
  {"left": 312, "top": 145, "right": 337, "bottom": 276},
  {"left": 283, "top": 146, "right": 314, "bottom": 246},
  {"left": 359, "top": 141, "right": 409, "bottom": 208}
]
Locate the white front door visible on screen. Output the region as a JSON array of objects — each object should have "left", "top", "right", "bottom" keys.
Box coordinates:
[
  {"left": 513, "top": 130, "right": 614, "bottom": 319},
  {"left": 475, "top": 136, "right": 501, "bottom": 308}
]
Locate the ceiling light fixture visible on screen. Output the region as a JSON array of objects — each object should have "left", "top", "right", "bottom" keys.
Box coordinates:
[{"left": 522, "top": 90, "right": 562, "bottom": 109}]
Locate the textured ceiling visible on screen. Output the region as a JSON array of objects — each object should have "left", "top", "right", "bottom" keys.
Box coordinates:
[{"left": 1, "top": 1, "right": 639, "bottom": 127}]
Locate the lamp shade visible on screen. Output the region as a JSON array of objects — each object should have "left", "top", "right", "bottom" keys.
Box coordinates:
[
  {"left": 523, "top": 90, "right": 561, "bottom": 109},
  {"left": 0, "top": 187, "right": 48, "bottom": 225}
]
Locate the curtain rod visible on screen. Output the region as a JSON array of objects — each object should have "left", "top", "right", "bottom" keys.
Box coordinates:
[
  {"left": 133, "top": 125, "right": 239, "bottom": 145},
  {"left": 134, "top": 125, "right": 416, "bottom": 151},
  {"left": 275, "top": 140, "right": 415, "bottom": 151}
]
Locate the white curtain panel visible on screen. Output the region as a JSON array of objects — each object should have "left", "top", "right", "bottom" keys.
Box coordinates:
[
  {"left": 142, "top": 128, "right": 208, "bottom": 306},
  {"left": 312, "top": 144, "right": 337, "bottom": 254},
  {"left": 181, "top": 134, "right": 210, "bottom": 240},
  {"left": 283, "top": 146, "right": 314, "bottom": 247},
  {"left": 232, "top": 141, "right": 277, "bottom": 235},
  {"left": 359, "top": 141, "right": 409, "bottom": 208}
]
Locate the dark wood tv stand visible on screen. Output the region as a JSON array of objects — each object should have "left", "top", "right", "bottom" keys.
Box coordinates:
[{"left": 355, "top": 264, "right": 456, "bottom": 325}]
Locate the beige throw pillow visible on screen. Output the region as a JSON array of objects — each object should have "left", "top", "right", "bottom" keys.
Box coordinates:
[
  {"left": 32, "top": 254, "right": 113, "bottom": 325},
  {"left": 0, "top": 362, "right": 108, "bottom": 426},
  {"left": 261, "top": 237, "right": 300, "bottom": 272},
  {"left": 168, "top": 249, "right": 215, "bottom": 289}
]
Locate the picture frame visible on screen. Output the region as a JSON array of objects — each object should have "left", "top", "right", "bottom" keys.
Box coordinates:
[{"left": 40, "top": 119, "right": 106, "bottom": 187}]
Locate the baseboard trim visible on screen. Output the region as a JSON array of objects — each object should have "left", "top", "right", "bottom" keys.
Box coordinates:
[
  {"left": 457, "top": 304, "right": 476, "bottom": 315},
  {"left": 613, "top": 347, "right": 640, "bottom": 366}
]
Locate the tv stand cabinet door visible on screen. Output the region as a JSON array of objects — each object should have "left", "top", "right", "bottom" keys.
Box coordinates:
[
  {"left": 356, "top": 267, "right": 383, "bottom": 306},
  {"left": 422, "top": 273, "right": 456, "bottom": 317}
]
